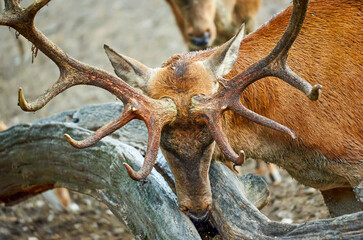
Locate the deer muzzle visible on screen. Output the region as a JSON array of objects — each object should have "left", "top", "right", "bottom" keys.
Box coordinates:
[{"left": 190, "top": 32, "right": 211, "bottom": 47}]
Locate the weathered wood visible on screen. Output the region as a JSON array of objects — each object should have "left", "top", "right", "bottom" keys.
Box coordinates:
[
  {"left": 0, "top": 123, "right": 201, "bottom": 240},
  {"left": 209, "top": 162, "right": 363, "bottom": 239},
  {"left": 33, "top": 102, "right": 270, "bottom": 211},
  {"left": 0, "top": 103, "right": 362, "bottom": 239}
]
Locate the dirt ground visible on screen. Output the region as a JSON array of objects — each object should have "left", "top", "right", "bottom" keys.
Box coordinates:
[{"left": 0, "top": 0, "right": 330, "bottom": 239}]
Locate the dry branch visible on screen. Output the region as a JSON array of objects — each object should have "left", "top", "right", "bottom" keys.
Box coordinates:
[{"left": 0, "top": 103, "right": 362, "bottom": 239}]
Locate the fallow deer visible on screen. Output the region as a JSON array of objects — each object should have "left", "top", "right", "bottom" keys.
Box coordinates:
[
  {"left": 165, "top": 0, "right": 262, "bottom": 50},
  {"left": 1, "top": 0, "right": 361, "bottom": 222}
]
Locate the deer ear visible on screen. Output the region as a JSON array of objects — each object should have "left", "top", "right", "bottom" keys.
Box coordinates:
[
  {"left": 202, "top": 24, "right": 245, "bottom": 77},
  {"left": 104, "top": 44, "right": 153, "bottom": 93}
]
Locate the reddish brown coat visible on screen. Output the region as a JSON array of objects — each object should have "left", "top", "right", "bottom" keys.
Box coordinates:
[{"left": 151, "top": 0, "right": 362, "bottom": 191}]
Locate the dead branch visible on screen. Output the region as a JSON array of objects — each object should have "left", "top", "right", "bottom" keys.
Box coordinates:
[{"left": 0, "top": 103, "right": 362, "bottom": 239}]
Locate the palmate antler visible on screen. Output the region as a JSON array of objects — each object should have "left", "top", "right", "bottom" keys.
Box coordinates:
[
  {"left": 191, "top": 0, "right": 321, "bottom": 166},
  {"left": 0, "top": 0, "right": 177, "bottom": 180}
]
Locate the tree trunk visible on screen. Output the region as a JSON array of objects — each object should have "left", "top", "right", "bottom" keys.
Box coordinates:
[{"left": 0, "top": 103, "right": 362, "bottom": 239}]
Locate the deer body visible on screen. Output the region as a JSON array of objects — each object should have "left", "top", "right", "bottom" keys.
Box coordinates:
[
  {"left": 220, "top": 0, "right": 363, "bottom": 190},
  {"left": 2, "top": 0, "right": 361, "bottom": 221},
  {"left": 146, "top": 0, "right": 362, "bottom": 217},
  {"left": 166, "top": 0, "right": 261, "bottom": 50}
]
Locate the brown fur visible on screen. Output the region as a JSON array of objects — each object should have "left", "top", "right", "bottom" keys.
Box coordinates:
[
  {"left": 151, "top": 53, "right": 216, "bottom": 120},
  {"left": 220, "top": 0, "right": 363, "bottom": 189},
  {"left": 147, "top": 0, "right": 362, "bottom": 215},
  {"left": 101, "top": 0, "right": 362, "bottom": 216},
  {"left": 166, "top": 0, "right": 262, "bottom": 49}
]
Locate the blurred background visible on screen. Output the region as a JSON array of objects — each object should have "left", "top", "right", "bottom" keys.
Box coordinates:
[
  {"left": 0, "top": 0, "right": 294, "bottom": 125},
  {"left": 0, "top": 0, "right": 329, "bottom": 239}
]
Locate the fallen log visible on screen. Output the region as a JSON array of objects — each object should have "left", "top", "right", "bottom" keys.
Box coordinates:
[{"left": 0, "top": 103, "right": 362, "bottom": 239}]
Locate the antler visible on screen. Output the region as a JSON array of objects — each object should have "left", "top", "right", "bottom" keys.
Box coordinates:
[
  {"left": 0, "top": 0, "right": 177, "bottom": 180},
  {"left": 191, "top": 0, "right": 320, "bottom": 165}
]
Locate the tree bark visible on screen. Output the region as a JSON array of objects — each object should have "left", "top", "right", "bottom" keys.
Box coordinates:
[{"left": 0, "top": 103, "right": 362, "bottom": 239}]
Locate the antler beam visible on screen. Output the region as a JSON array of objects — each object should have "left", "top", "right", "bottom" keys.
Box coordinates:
[{"left": 0, "top": 0, "right": 177, "bottom": 180}]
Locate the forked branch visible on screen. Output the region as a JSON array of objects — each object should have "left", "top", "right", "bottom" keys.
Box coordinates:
[{"left": 0, "top": 0, "right": 177, "bottom": 180}]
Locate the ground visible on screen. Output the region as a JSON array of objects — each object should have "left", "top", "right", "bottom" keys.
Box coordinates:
[{"left": 0, "top": 0, "right": 329, "bottom": 239}]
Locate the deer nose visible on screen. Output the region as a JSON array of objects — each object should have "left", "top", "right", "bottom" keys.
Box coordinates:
[
  {"left": 187, "top": 207, "right": 211, "bottom": 224},
  {"left": 190, "top": 32, "right": 210, "bottom": 47},
  {"left": 179, "top": 202, "right": 212, "bottom": 223}
]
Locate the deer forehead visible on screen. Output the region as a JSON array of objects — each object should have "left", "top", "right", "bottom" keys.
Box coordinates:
[{"left": 148, "top": 61, "right": 217, "bottom": 100}]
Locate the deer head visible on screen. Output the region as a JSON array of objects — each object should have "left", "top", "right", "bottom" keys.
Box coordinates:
[
  {"left": 1, "top": 0, "right": 320, "bottom": 222},
  {"left": 103, "top": 24, "right": 245, "bottom": 219},
  {"left": 166, "top": 0, "right": 217, "bottom": 50}
]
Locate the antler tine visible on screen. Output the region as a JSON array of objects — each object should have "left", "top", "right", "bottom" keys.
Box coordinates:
[
  {"left": 1, "top": 0, "right": 79, "bottom": 111},
  {"left": 229, "top": 101, "right": 296, "bottom": 139},
  {"left": 229, "top": 0, "right": 321, "bottom": 101},
  {"left": 265, "top": 0, "right": 322, "bottom": 100},
  {"left": 123, "top": 97, "right": 177, "bottom": 180},
  {"left": 123, "top": 120, "right": 164, "bottom": 181},
  {"left": 204, "top": 112, "right": 245, "bottom": 166},
  {"left": 26, "top": 0, "right": 51, "bottom": 18},
  {"left": 272, "top": 67, "right": 322, "bottom": 101},
  {"left": 18, "top": 78, "right": 74, "bottom": 111},
  {"left": 64, "top": 106, "right": 135, "bottom": 149},
  {"left": 3, "top": 0, "right": 21, "bottom": 12},
  {"left": 1, "top": 0, "right": 50, "bottom": 28},
  {"left": 266, "top": 0, "right": 309, "bottom": 60}
]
